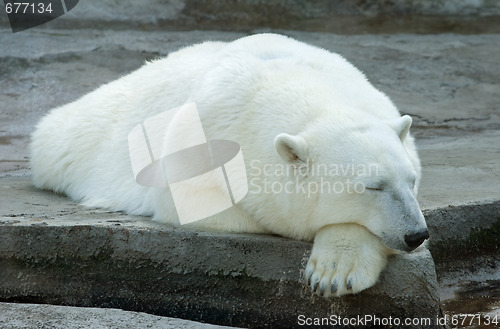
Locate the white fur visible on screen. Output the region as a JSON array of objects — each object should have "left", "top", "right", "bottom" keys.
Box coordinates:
[{"left": 31, "top": 34, "right": 427, "bottom": 296}]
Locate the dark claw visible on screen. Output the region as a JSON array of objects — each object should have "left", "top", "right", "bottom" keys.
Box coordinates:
[
  {"left": 347, "top": 279, "right": 352, "bottom": 291},
  {"left": 331, "top": 282, "right": 338, "bottom": 294},
  {"left": 312, "top": 280, "right": 319, "bottom": 292}
]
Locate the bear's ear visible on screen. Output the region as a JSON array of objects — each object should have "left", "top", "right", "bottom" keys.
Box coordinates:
[
  {"left": 274, "top": 133, "right": 308, "bottom": 163},
  {"left": 387, "top": 115, "right": 412, "bottom": 142}
]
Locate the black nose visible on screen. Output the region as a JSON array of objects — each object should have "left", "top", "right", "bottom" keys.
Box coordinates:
[{"left": 404, "top": 230, "right": 429, "bottom": 249}]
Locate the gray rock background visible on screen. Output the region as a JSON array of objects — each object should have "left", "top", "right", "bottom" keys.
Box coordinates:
[{"left": 2, "top": 0, "right": 500, "bottom": 33}]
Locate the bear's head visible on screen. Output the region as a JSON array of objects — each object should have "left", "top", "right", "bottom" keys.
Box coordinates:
[{"left": 274, "top": 114, "right": 428, "bottom": 252}]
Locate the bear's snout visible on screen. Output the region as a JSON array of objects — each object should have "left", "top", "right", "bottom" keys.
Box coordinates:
[{"left": 404, "top": 230, "right": 429, "bottom": 250}]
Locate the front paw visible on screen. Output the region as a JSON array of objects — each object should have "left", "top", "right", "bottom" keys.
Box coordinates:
[{"left": 305, "top": 224, "right": 389, "bottom": 297}]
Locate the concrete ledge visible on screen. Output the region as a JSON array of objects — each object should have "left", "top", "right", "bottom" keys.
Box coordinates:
[
  {"left": 0, "top": 223, "right": 440, "bottom": 328},
  {"left": 0, "top": 176, "right": 442, "bottom": 328},
  {"left": 0, "top": 302, "right": 240, "bottom": 329}
]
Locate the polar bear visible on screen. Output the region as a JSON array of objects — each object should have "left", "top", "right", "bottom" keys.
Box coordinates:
[{"left": 31, "top": 33, "right": 429, "bottom": 297}]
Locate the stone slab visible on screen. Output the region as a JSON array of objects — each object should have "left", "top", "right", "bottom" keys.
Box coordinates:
[{"left": 0, "top": 302, "right": 241, "bottom": 329}]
